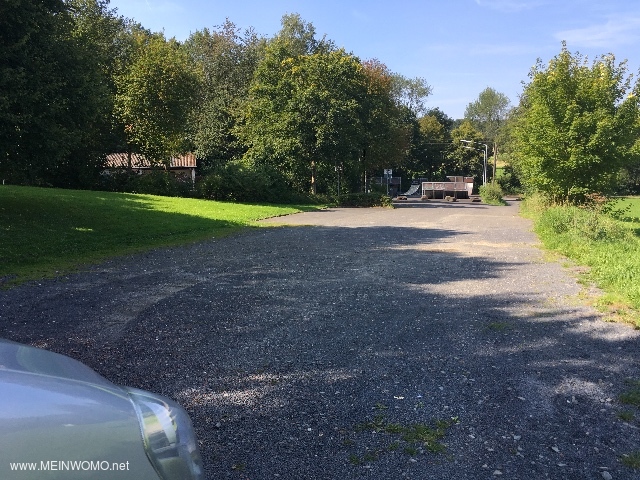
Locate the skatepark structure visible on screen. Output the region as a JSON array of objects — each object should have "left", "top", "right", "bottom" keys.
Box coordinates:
[{"left": 421, "top": 176, "right": 474, "bottom": 199}]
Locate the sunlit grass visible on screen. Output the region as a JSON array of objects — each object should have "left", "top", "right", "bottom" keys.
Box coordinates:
[
  {"left": 522, "top": 195, "right": 640, "bottom": 328},
  {"left": 0, "top": 185, "right": 314, "bottom": 285}
]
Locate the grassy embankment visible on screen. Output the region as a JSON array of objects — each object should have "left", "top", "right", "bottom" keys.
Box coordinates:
[
  {"left": 0, "top": 185, "right": 314, "bottom": 285},
  {"left": 522, "top": 195, "right": 640, "bottom": 328}
]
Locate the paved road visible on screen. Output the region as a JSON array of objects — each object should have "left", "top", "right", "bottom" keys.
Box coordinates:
[{"left": 1, "top": 199, "right": 639, "bottom": 479}]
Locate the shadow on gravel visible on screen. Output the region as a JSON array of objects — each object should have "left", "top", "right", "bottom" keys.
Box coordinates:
[{"left": 1, "top": 222, "right": 638, "bottom": 479}]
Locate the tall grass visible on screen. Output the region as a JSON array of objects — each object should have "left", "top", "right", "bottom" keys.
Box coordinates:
[
  {"left": 0, "top": 186, "right": 312, "bottom": 285},
  {"left": 522, "top": 194, "right": 640, "bottom": 327}
]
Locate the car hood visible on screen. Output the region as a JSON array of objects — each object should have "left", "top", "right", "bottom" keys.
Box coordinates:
[{"left": 0, "top": 338, "right": 113, "bottom": 387}]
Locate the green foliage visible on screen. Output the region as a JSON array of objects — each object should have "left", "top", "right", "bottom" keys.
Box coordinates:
[
  {"left": 619, "top": 380, "right": 640, "bottom": 407},
  {"left": 114, "top": 33, "right": 200, "bottom": 164},
  {"left": 495, "top": 163, "right": 522, "bottom": 194},
  {"left": 335, "top": 193, "right": 393, "bottom": 208},
  {"left": 185, "top": 21, "right": 265, "bottom": 165},
  {"left": 619, "top": 158, "right": 640, "bottom": 195},
  {"left": 0, "top": 185, "right": 310, "bottom": 285},
  {"left": 479, "top": 183, "right": 506, "bottom": 205},
  {"left": 523, "top": 195, "right": 640, "bottom": 326},
  {"left": 444, "top": 121, "right": 485, "bottom": 183},
  {"left": 390, "top": 75, "right": 432, "bottom": 116},
  {"left": 361, "top": 60, "right": 414, "bottom": 178},
  {"left": 510, "top": 43, "right": 640, "bottom": 202},
  {"left": 536, "top": 204, "right": 631, "bottom": 241},
  {"left": 351, "top": 414, "right": 457, "bottom": 463},
  {"left": 197, "top": 160, "right": 303, "bottom": 203},
  {"left": 406, "top": 108, "right": 454, "bottom": 179},
  {"left": 98, "top": 170, "right": 193, "bottom": 197},
  {"left": 0, "top": 0, "right": 113, "bottom": 187},
  {"left": 1, "top": 8, "right": 432, "bottom": 199},
  {"left": 465, "top": 87, "right": 510, "bottom": 142},
  {"left": 240, "top": 19, "right": 368, "bottom": 193},
  {"left": 621, "top": 451, "right": 640, "bottom": 470}
]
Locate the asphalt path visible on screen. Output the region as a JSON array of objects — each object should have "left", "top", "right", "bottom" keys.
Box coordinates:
[{"left": 1, "top": 198, "right": 639, "bottom": 479}]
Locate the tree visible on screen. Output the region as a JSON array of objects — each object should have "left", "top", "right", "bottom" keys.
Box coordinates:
[
  {"left": 359, "top": 59, "right": 409, "bottom": 190},
  {"left": 242, "top": 48, "right": 367, "bottom": 193},
  {"left": 444, "top": 120, "right": 485, "bottom": 185},
  {"left": 391, "top": 75, "right": 432, "bottom": 116},
  {"left": 510, "top": 43, "right": 640, "bottom": 201},
  {"left": 464, "top": 87, "right": 510, "bottom": 181},
  {"left": 407, "top": 108, "right": 455, "bottom": 179},
  {"left": 0, "top": 0, "right": 109, "bottom": 186},
  {"left": 185, "top": 21, "right": 265, "bottom": 168},
  {"left": 65, "top": 0, "right": 129, "bottom": 170},
  {"left": 114, "top": 33, "right": 200, "bottom": 165},
  {"left": 240, "top": 15, "right": 367, "bottom": 194}
]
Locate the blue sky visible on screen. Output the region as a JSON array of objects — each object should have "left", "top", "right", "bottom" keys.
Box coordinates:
[{"left": 107, "top": 0, "right": 640, "bottom": 119}]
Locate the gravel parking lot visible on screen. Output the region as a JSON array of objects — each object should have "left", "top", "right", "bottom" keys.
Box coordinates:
[{"left": 1, "top": 199, "right": 639, "bottom": 479}]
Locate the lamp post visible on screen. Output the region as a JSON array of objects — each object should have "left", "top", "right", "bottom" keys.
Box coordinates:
[{"left": 460, "top": 140, "right": 488, "bottom": 186}]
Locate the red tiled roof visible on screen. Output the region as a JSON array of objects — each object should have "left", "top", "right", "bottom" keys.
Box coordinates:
[{"left": 105, "top": 153, "right": 196, "bottom": 169}]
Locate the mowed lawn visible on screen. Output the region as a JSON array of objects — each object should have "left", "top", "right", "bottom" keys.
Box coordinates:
[
  {"left": 0, "top": 186, "right": 311, "bottom": 284},
  {"left": 614, "top": 196, "right": 640, "bottom": 221}
]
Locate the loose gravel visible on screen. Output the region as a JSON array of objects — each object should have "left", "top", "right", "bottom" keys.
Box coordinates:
[{"left": 1, "top": 199, "right": 639, "bottom": 479}]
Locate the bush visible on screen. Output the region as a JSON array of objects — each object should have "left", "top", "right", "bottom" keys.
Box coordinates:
[
  {"left": 99, "top": 170, "right": 194, "bottom": 197},
  {"left": 495, "top": 165, "right": 522, "bottom": 194},
  {"left": 479, "top": 183, "right": 506, "bottom": 205},
  {"left": 197, "top": 161, "right": 297, "bottom": 203},
  {"left": 334, "top": 193, "right": 393, "bottom": 208}
]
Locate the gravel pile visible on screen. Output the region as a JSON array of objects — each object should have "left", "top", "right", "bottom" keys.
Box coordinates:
[{"left": 1, "top": 199, "right": 639, "bottom": 479}]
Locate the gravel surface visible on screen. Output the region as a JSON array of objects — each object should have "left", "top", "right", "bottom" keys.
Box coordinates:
[{"left": 1, "top": 199, "right": 639, "bottom": 479}]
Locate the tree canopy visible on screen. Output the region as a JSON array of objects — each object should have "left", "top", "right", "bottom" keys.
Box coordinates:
[
  {"left": 240, "top": 15, "right": 367, "bottom": 193},
  {"left": 509, "top": 43, "right": 640, "bottom": 201},
  {"left": 5, "top": 5, "right": 640, "bottom": 202},
  {"left": 114, "top": 33, "right": 199, "bottom": 165},
  {"left": 185, "top": 21, "right": 265, "bottom": 167},
  {"left": 465, "top": 87, "right": 510, "bottom": 143}
]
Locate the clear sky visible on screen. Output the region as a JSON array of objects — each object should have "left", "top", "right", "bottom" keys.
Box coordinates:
[{"left": 107, "top": 0, "right": 640, "bottom": 119}]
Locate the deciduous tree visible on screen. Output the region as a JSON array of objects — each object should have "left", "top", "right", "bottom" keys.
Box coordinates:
[
  {"left": 465, "top": 87, "right": 510, "bottom": 180},
  {"left": 185, "top": 21, "right": 265, "bottom": 168},
  {"left": 445, "top": 120, "right": 485, "bottom": 184},
  {"left": 0, "top": 0, "right": 108, "bottom": 185},
  {"left": 114, "top": 33, "right": 200, "bottom": 165},
  {"left": 510, "top": 43, "right": 640, "bottom": 201},
  {"left": 241, "top": 16, "right": 366, "bottom": 194}
]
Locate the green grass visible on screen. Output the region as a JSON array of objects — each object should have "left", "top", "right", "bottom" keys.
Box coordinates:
[
  {"left": 522, "top": 195, "right": 640, "bottom": 328},
  {"left": 351, "top": 414, "right": 458, "bottom": 463},
  {"left": 485, "top": 321, "right": 512, "bottom": 332},
  {"left": 0, "top": 185, "right": 313, "bottom": 285},
  {"left": 610, "top": 196, "right": 640, "bottom": 221},
  {"left": 621, "top": 451, "right": 640, "bottom": 470},
  {"left": 619, "top": 380, "right": 640, "bottom": 408}
]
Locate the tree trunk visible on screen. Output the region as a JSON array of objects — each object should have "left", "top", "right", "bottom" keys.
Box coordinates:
[{"left": 310, "top": 160, "right": 316, "bottom": 195}]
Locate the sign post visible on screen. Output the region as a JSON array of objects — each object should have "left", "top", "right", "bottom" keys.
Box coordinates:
[{"left": 384, "top": 169, "right": 392, "bottom": 195}]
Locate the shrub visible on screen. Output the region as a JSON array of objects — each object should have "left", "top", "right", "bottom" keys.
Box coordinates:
[
  {"left": 334, "top": 193, "right": 393, "bottom": 208},
  {"left": 495, "top": 165, "right": 522, "bottom": 194},
  {"left": 99, "top": 170, "right": 193, "bottom": 197},
  {"left": 479, "top": 183, "right": 506, "bottom": 205},
  {"left": 197, "top": 161, "right": 296, "bottom": 203}
]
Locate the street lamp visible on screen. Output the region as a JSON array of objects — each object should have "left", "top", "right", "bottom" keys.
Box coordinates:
[{"left": 460, "top": 139, "right": 488, "bottom": 186}]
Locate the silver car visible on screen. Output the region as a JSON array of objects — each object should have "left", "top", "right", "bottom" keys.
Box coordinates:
[{"left": 0, "top": 338, "right": 204, "bottom": 479}]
